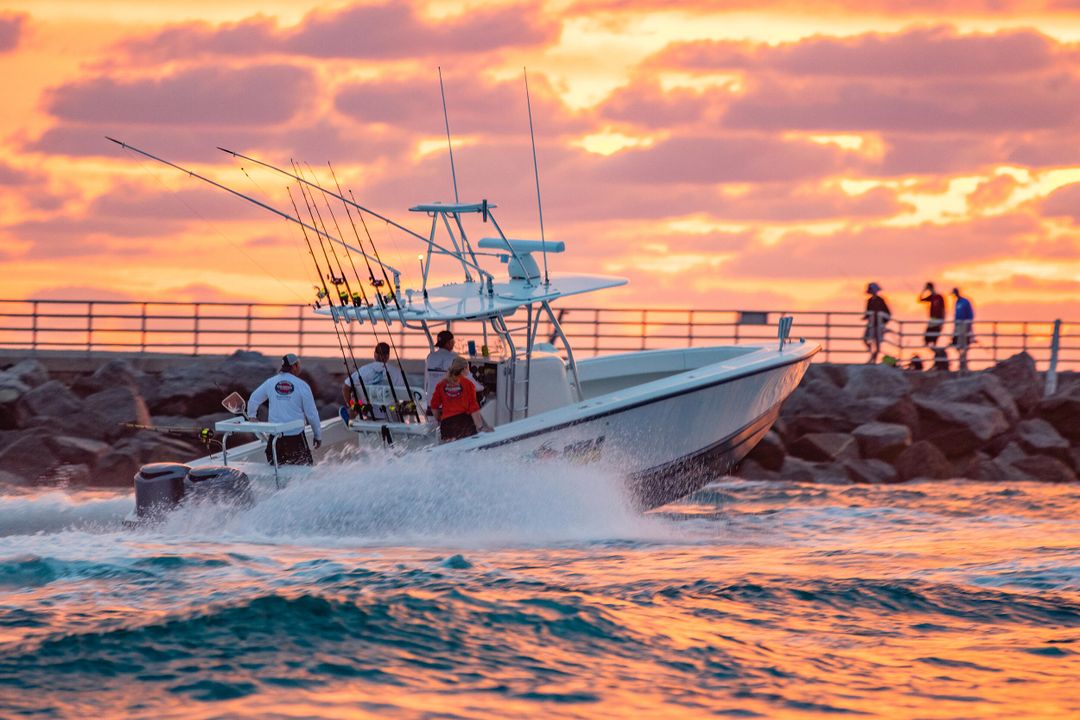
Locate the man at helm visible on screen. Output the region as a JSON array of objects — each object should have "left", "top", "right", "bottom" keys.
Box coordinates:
[
  {"left": 247, "top": 353, "right": 322, "bottom": 465},
  {"left": 424, "top": 330, "right": 482, "bottom": 398}
]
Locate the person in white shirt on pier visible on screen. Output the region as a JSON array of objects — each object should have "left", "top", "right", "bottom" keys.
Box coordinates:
[
  {"left": 342, "top": 342, "right": 405, "bottom": 421},
  {"left": 424, "top": 330, "right": 482, "bottom": 400},
  {"left": 247, "top": 353, "right": 322, "bottom": 465}
]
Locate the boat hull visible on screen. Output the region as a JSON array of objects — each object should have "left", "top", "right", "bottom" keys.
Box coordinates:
[{"left": 139, "top": 342, "right": 817, "bottom": 514}]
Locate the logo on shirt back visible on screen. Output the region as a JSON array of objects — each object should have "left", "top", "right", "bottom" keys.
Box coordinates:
[
  {"left": 444, "top": 384, "right": 463, "bottom": 399},
  {"left": 275, "top": 380, "right": 295, "bottom": 395}
]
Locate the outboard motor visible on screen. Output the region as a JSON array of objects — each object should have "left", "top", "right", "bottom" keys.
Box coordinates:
[
  {"left": 184, "top": 466, "right": 254, "bottom": 508},
  {"left": 134, "top": 463, "right": 190, "bottom": 518}
]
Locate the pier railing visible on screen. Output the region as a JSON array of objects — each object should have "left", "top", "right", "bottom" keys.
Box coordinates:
[{"left": 0, "top": 300, "right": 1075, "bottom": 371}]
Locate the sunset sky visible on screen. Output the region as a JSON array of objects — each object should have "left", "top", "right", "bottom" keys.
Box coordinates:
[{"left": 3, "top": 0, "right": 1080, "bottom": 320}]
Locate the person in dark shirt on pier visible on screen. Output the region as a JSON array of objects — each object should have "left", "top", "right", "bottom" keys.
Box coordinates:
[
  {"left": 863, "top": 282, "right": 891, "bottom": 364},
  {"left": 951, "top": 288, "right": 976, "bottom": 370},
  {"left": 918, "top": 282, "right": 945, "bottom": 347}
]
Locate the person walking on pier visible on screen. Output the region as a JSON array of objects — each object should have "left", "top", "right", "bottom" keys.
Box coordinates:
[
  {"left": 248, "top": 353, "right": 322, "bottom": 465},
  {"left": 951, "top": 288, "right": 976, "bottom": 370},
  {"left": 863, "top": 282, "right": 891, "bottom": 364},
  {"left": 918, "top": 282, "right": 945, "bottom": 346}
]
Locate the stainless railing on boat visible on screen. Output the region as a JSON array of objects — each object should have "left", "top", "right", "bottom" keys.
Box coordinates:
[{"left": 0, "top": 299, "right": 1076, "bottom": 371}]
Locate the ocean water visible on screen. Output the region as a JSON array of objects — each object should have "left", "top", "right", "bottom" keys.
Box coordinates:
[{"left": 0, "top": 452, "right": 1078, "bottom": 719}]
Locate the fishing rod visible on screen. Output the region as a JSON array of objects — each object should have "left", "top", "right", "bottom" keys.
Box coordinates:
[
  {"left": 523, "top": 67, "right": 550, "bottom": 287},
  {"left": 296, "top": 161, "right": 356, "bottom": 308},
  {"left": 326, "top": 168, "right": 420, "bottom": 423},
  {"left": 287, "top": 187, "right": 372, "bottom": 421},
  {"left": 105, "top": 137, "right": 399, "bottom": 278},
  {"left": 309, "top": 163, "right": 369, "bottom": 308},
  {"left": 216, "top": 146, "right": 491, "bottom": 284},
  {"left": 121, "top": 422, "right": 217, "bottom": 448},
  {"left": 317, "top": 162, "right": 420, "bottom": 422},
  {"left": 294, "top": 173, "right": 396, "bottom": 421}
]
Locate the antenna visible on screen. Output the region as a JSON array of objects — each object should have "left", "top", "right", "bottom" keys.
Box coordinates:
[
  {"left": 524, "top": 67, "right": 549, "bottom": 286},
  {"left": 438, "top": 66, "right": 460, "bottom": 204}
]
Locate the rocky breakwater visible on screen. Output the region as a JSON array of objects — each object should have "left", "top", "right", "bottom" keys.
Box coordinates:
[
  {"left": 0, "top": 352, "right": 347, "bottom": 488},
  {"left": 740, "top": 352, "right": 1080, "bottom": 484}
]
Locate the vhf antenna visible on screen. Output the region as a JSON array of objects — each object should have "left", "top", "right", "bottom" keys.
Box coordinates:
[
  {"left": 524, "top": 67, "right": 549, "bottom": 286},
  {"left": 438, "top": 66, "right": 460, "bottom": 204}
]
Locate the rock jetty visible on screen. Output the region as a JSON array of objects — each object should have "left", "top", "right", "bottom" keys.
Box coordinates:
[
  {"left": 0, "top": 351, "right": 349, "bottom": 487},
  {"left": 0, "top": 350, "right": 1076, "bottom": 489},
  {"left": 741, "top": 352, "right": 1079, "bottom": 484}
]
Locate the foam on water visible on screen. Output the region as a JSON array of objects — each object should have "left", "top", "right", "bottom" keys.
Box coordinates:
[
  {"left": 0, "top": 490, "right": 130, "bottom": 537},
  {"left": 155, "top": 449, "right": 667, "bottom": 546}
]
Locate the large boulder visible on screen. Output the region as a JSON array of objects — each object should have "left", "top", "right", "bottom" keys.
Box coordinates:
[
  {"left": 3, "top": 359, "right": 49, "bottom": 388},
  {"left": 843, "top": 364, "right": 911, "bottom": 401},
  {"left": 0, "top": 433, "right": 59, "bottom": 482},
  {"left": 0, "top": 374, "right": 30, "bottom": 429},
  {"left": 735, "top": 459, "right": 780, "bottom": 481},
  {"left": 843, "top": 458, "right": 899, "bottom": 484},
  {"left": 778, "top": 456, "right": 848, "bottom": 484},
  {"left": 790, "top": 432, "right": 859, "bottom": 463},
  {"left": 1015, "top": 418, "right": 1072, "bottom": 467},
  {"left": 45, "top": 435, "right": 111, "bottom": 466},
  {"left": 1010, "top": 455, "right": 1077, "bottom": 484},
  {"left": 895, "top": 440, "right": 952, "bottom": 481},
  {"left": 852, "top": 422, "right": 911, "bottom": 462},
  {"left": 77, "top": 385, "right": 153, "bottom": 441},
  {"left": 1035, "top": 383, "right": 1080, "bottom": 442},
  {"left": 914, "top": 397, "right": 1010, "bottom": 457},
  {"left": 972, "top": 455, "right": 1030, "bottom": 482},
  {"left": 14, "top": 380, "right": 83, "bottom": 428},
  {"left": 90, "top": 449, "right": 141, "bottom": 487},
  {"left": 73, "top": 358, "right": 144, "bottom": 396},
  {"left": 987, "top": 352, "right": 1042, "bottom": 415},
  {"left": 934, "top": 374, "right": 1019, "bottom": 425},
  {"left": 743, "top": 430, "right": 785, "bottom": 471}
]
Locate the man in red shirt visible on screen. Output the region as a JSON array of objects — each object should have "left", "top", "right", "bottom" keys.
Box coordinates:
[{"left": 429, "top": 357, "right": 490, "bottom": 442}]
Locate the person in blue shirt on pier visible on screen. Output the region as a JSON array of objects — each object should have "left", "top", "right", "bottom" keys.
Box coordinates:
[{"left": 951, "top": 288, "right": 976, "bottom": 370}]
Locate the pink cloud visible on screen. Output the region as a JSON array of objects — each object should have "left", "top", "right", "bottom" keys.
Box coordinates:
[
  {"left": 1041, "top": 182, "right": 1080, "bottom": 222},
  {"left": 335, "top": 71, "right": 588, "bottom": 137},
  {"left": 45, "top": 64, "right": 315, "bottom": 126},
  {"left": 0, "top": 161, "right": 35, "bottom": 186},
  {"left": 0, "top": 13, "right": 25, "bottom": 53},
  {"left": 119, "top": 2, "right": 559, "bottom": 62},
  {"left": 28, "top": 119, "right": 408, "bottom": 164},
  {"left": 589, "top": 134, "right": 853, "bottom": 184},
  {"left": 723, "top": 214, "right": 1044, "bottom": 280},
  {"left": 653, "top": 26, "right": 1062, "bottom": 77}
]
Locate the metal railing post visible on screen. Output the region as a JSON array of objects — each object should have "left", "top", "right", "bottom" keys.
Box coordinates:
[
  {"left": 640, "top": 309, "right": 647, "bottom": 350},
  {"left": 30, "top": 300, "right": 38, "bottom": 353},
  {"left": 140, "top": 302, "right": 148, "bottom": 352},
  {"left": 688, "top": 309, "right": 695, "bottom": 348},
  {"left": 86, "top": 301, "right": 94, "bottom": 353},
  {"left": 193, "top": 303, "right": 201, "bottom": 356},
  {"left": 593, "top": 308, "right": 600, "bottom": 356},
  {"left": 824, "top": 312, "right": 831, "bottom": 362},
  {"left": 297, "top": 305, "right": 305, "bottom": 354},
  {"left": 246, "top": 304, "right": 253, "bottom": 351},
  {"left": 992, "top": 321, "right": 998, "bottom": 363}
]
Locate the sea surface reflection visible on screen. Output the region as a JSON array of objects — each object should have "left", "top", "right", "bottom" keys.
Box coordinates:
[{"left": 0, "top": 464, "right": 1077, "bottom": 718}]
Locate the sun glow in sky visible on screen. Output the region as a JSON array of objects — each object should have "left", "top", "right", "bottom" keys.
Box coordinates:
[{"left": 2, "top": 0, "right": 1080, "bottom": 320}]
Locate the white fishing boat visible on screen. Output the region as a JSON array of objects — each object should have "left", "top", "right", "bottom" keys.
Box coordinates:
[{"left": 110, "top": 140, "right": 818, "bottom": 523}]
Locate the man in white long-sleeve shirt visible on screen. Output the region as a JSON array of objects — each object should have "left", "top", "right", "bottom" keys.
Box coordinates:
[
  {"left": 247, "top": 353, "right": 322, "bottom": 465},
  {"left": 424, "top": 330, "right": 482, "bottom": 398},
  {"left": 341, "top": 342, "right": 405, "bottom": 421}
]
